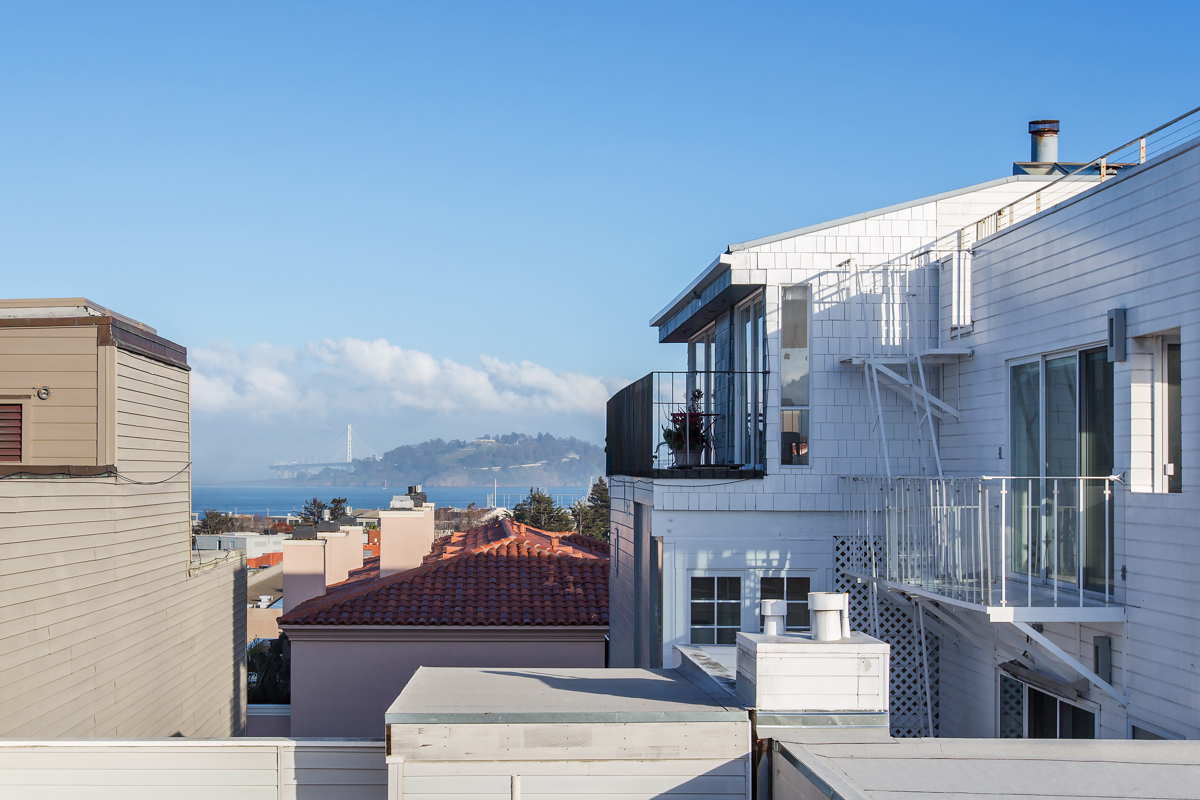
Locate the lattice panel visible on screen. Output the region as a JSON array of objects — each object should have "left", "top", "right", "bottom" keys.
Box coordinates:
[{"left": 835, "top": 535, "right": 940, "bottom": 737}]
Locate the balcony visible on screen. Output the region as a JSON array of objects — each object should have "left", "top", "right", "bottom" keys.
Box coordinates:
[
  {"left": 842, "top": 476, "right": 1124, "bottom": 623},
  {"left": 607, "top": 371, "right": 767, "bottom": 480}
]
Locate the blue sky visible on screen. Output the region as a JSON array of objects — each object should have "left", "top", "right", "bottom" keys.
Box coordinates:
[{"left": 2, "top": 2, "right": 1196, "bottom": 481}]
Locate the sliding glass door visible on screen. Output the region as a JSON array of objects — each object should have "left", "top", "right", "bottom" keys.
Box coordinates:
[{"left": 1009, "top": 347, "right": 1113, "bottom": 593}]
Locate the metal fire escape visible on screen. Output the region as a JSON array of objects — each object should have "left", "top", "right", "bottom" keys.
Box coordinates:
[{"left": 840, "top": 255, "right": 971, "bottom": 479}]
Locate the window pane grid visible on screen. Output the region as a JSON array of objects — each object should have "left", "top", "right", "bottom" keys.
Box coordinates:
[
  {"left": 760, "top": 576, "right": 811, "bottom": 631},
  {"left": 690, "top": 576, "right": 741, "bottom": 645}
]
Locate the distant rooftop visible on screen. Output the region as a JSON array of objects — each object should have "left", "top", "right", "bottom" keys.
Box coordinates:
[{"left": 280, "top": 519, "right": 609, "bottom": 627}]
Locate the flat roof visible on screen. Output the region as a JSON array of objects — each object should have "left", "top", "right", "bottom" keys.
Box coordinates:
[
  {"left": 0, "top": 297, "right": 154, "bottom": 333},
  {"left": 385, "top": 667, "right": 746, "bottom": 724},
  {"left": 781, "top": 739, "right": 1200, "bottom": 800}
]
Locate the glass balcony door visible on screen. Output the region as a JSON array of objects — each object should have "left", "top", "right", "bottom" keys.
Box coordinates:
[
  {"left": 1009, "top": 348, "right": 1113, "bottom": 594},
  {"left": 734, "top": 296, "right": 766, "bottom": 470}
]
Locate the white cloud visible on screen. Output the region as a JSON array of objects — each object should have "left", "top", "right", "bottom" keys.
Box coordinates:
[{"left": 191, "top": 337, "right": 626, "bottom": 419}]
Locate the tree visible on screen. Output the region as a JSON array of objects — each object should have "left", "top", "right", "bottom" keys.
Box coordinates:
[
  {"left": 571, "top": 478, "right": 610, "bottom": 540},
  {"left": 512, "top": 487, "right": 575, "bottom": 532},
  {"left": 581, "top": 477, "right": 610, "bottom": 540},
  {"left": 328, "top": 497, "right": 349, "bottom": 521},
  {"left": 196, "top": 509, "right": 235, "bottom": 536},
  {"left": 247, "top": 634, "right": 290, "bottom": 704},
  {"left": 301, "top": 497, "right": 327, "bottom": 524}
]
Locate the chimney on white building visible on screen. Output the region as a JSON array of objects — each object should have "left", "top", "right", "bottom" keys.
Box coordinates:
[{"left": 1030, "top": 119, "right": 1060, "bottom": 163}]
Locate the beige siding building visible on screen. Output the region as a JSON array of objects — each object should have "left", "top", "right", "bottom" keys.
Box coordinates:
[{"left": 0, "top": 298, "right": 246, "bottom": 737}]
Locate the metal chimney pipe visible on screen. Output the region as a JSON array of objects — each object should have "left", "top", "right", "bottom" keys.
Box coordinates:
[{"left": 1030, "top": 119, "right": 1059, "bottom": 163}]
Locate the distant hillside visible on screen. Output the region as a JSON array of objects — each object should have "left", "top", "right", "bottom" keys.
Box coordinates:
[{"left": 283, "top": 433, "right": 604, "bottom": 488}]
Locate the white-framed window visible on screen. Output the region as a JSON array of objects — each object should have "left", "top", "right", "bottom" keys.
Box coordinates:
[
  {"left": 780, "top": 284, "right": 811, "bottom": 467},
  {"left": 758, "top": 574, "right": 812, "bottom": 632},
  {"left": 998, "top": 672, "right": 1098, "bottom": 739},
  {"left": 1129, "top": 718, "right": 1182, "bottom": 740},
  {"left": 1154, "top": 335, "right": 1182, "bottom": 494},
  {"left": 735, "top": 295, "right": 767, "bottom": 471},
  {"left": 689, "top": 574, "right": 742, "bottom": 645}
]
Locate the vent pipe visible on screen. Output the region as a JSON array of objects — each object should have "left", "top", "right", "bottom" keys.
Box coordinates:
[
  {"left": 809, "top": 592, "right": 851, "bottom": 642},
  {"left": 1030, "top": 119, "right": 1059, "bottom": 163}
]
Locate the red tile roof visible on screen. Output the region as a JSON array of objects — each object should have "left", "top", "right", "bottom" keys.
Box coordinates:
[{"left": 280, "top": 519, "right": 609, "bottom": 627}]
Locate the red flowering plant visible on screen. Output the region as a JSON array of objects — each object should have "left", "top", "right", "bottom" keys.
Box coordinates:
[{"left": 661, "top": 388, "right": 710, "bottom": 465}]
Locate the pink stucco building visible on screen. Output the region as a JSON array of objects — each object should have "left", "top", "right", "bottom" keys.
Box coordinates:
[{"left": 280, "top": 519, "right": 610, "bottom": 737}]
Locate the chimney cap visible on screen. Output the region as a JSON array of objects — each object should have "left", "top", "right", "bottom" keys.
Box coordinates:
[{"left": 1029, "top": 119, "right": 1060, "bottom": 134}]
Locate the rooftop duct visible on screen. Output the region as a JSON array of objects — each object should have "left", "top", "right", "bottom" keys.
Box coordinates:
[{"left": 1030, "top": 119, "right": 1060, "bottom": 162}]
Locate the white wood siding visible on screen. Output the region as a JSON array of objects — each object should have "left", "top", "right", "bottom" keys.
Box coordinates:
[
  {"left": 400, "top": 759, "right": 749, "bottom": 800},
  {"left": 937, "top": 139, "right": 1200, "bottom": 738},
  {"left": 391, "top": 719, "right": 751, "bottom": 799},
  {"left": 0, "top": 739, "right": 385, "bottom": 800}
]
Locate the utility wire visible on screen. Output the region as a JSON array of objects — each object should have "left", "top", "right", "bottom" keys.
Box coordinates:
[{"left": 0, "top": 462, "right": 191, "bottom": 485}]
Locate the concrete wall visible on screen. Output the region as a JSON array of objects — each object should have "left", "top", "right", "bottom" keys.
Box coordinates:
[
  {"left": 248, "top": 607, "right": 282, "bottom": 642},
  {"left": 285, "top": 628, "right": 608, "bottom": 737},
  {"left": 246, "top": 705, "right": 291, "bottom": 737},
  {"left": 0, "top": 738, "right": 385, "bottom": 800},
  {"left": 378, "top": 506, "right": 435, "bottom": 577},
  {"left": 320, "top": 526, "right": 363, "bottom": 585},
  {"left": 0, "top": 342, "right": 246, "bottom": 737},
  {"left": 282, "top": 539, "right": 326, "bottom": 614}
]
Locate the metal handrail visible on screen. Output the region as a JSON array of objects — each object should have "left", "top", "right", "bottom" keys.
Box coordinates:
[
  {"left": 962, "top": 105, "right": 1200, "bottom": 247},
  {"left": 844, "top": 475, "right": 1120, "bottom": 609},
  {"left": 651, "top": 370, "right": 769, "bottom": 472}
]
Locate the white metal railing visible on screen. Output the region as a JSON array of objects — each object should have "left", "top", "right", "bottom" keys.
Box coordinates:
[
  {"left": 844, "top": 475, "right": 1120, "bottom": 608},
  {"left": 961, "top": 105, "right": 1200, "bottom": 249}
]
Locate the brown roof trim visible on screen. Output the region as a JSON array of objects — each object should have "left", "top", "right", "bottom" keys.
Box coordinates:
[
  {"left": 0, "top": 464, "right": 116, "bottom": 478},
  {"left": 109, "top": 318, "right": 189, "bottom": 371},
  {"left": 0, "top": 316, "right": 189, "bottom": 371}
]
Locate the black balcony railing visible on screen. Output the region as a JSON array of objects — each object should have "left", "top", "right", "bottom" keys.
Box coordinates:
[{"left": 607, "top": 371, "right": 767, "bottom": 479}]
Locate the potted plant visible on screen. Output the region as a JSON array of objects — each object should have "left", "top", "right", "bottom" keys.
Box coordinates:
[{"left": 661, "top": 388, "right": 709, "bottom": 468}]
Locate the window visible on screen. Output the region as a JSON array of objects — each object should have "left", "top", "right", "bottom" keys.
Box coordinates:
[
  {"left": 736, "top": 298, "right": 767, "bottom": 470},
  {"left": 1008, "top": 347, "right": 1113, "bottom": 592},
  {"left": 0, "top": 404, "right": 21, "bottom": 462},
  {"left": 781, "top": 285, "right": 810, "bottom": 466},
  {"left": 690, "top": 576, "right": 740, "bottom": 645},
  {"left": 1166, "top": 341, "right": 1182, "bottom": 493},
  {"left": 759, "top": 575, "right": 811, "bottom": 631},
  {"left": 999, "top": 674, "right": 1096, "bottom": 739}
]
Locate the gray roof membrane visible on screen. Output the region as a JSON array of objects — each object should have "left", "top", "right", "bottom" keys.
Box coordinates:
[
  {"left": 385, "top": 667, "right": 747, "bottom": 724},
  {"left": 781, "top": 739, "right": 1200, "bottom": 800}
]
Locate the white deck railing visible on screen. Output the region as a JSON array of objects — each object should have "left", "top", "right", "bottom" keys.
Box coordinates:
[{"left": 843, "top": 476, "right": 1120, "bottom": 609}]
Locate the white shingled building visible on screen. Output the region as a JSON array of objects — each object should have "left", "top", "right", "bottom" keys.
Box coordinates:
[{"left": 607, "top": 112, "right": 1200, "bottom": 741}]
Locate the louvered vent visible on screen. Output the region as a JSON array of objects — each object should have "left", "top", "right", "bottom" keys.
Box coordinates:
[{"left": 0, "top": 404, "right": 21, "bottom": 462}]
